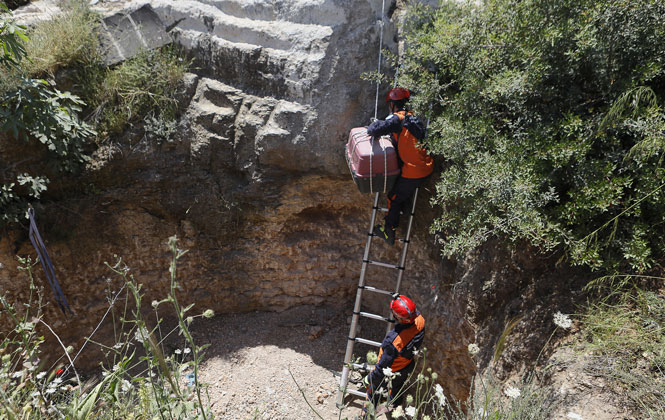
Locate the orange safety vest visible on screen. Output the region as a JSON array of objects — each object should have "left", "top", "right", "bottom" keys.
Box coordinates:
[
  {"left": 377, "top": 314, "right": 426, "bottom": 372},
  {"left": 393, "top": 111, "right": 434, "bottom": 179}
]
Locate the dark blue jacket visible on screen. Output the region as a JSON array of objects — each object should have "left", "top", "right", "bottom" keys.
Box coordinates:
[{"left": 368, "top": 314, "right": 425, "bottom": 390}]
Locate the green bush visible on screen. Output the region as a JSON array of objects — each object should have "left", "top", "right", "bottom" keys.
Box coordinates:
[
  {"left": 0, "top": 1, "right": 188, "bottom": 225},
  {"left": 22, "top": 0, "right": 100, "bottom": 78},
  {"left": 0, "top": 5, "right": 96, "bottom": 224},
  {"left": 88, "top": 47, "right": 189, "bottom": 138},
  {"left": 398, "top": 0, "right": 665, "bottom": 272}
]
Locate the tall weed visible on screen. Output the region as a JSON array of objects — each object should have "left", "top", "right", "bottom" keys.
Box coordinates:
[{"left": 0, "top": 236, "right": 213, "bottom": 419}]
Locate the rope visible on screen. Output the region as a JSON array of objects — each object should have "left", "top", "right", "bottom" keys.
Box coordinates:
[
  {"left": 373, "top": 0, "right": 387, "bottom": 120},
  {"left": 381, "top": 139, "right": 388, "bottom": 193},
  {"left": 369, "top": 136, "right": 373, "bottom": 192}
]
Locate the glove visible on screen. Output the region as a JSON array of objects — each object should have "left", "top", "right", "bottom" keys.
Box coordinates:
[{"left": 362, "top": 375, "right": 370, "bottom": 389}]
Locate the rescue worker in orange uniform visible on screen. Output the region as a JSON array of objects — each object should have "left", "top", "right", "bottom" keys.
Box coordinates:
[
  {"left": 362, "top": 295, "right": 425, "bottom": 410},
  {"left": 368, "top": 87, "right": 434, "bottom": 245}
]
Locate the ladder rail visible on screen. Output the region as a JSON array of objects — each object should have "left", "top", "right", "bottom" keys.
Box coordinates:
[{"left": 338, "top": 192, "right": 381, "bottom": 405}]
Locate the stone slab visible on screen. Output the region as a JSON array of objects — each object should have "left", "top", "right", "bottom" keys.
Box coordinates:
[{"left": 98, "top": 4, "right": 171, "bottom": 66}]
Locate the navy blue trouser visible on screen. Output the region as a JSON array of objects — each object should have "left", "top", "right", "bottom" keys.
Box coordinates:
[
  {"left": 384, "top": 176, "right": 428, "bottom": 230},
  {"left": 368, "top": 361, "right": 415, "bottom": 408}
]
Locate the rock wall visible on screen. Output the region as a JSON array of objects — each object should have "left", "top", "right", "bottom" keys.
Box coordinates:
[{"left": 2, "top": 0, "right": 475, "bottom": 401}]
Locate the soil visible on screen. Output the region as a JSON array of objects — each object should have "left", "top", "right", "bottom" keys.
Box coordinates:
[{"left": 186, "top": 304, "right": 386, "bottom": 420}]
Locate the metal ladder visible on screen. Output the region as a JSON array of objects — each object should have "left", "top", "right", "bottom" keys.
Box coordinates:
[{"left": 337, "top": 188, "right": 420, "bottom": 407}]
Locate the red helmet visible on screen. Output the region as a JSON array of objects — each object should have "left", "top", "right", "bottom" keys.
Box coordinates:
[
  {"left": 391, "top": 295, "right": 417, "bottom": 323},
  {"left": 386, "top": 87, "right": 410, "bottom": 102}
]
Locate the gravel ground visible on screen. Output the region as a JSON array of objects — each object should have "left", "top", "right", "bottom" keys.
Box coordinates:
[{"left": 186, "top": 305, "right": 384, "bottom": 420}]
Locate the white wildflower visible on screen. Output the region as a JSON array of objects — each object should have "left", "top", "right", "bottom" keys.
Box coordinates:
[
  {"left": 102, "top": 371, "right": 109, "bottom": 377},
  {"left": 151, "top": 300, "right": 159, "bottom": 308},
  {"left": 113, "top": 343, "right": 123, "bottom": 349},
  {"left": 174, "top": 349, "right": 182, "bottom": 355},
  {"left": 504, "top": 386, "right": 521, "bottom": 399},
  {"left": 30, "top": 391, "right": 40, "bottom": 398},
  {"left": 183, "top": 348, "right": 191, "bottom": 354},
  {"left": 112, "top": 364, "right": 120, "bottom": 372},
  {"left": 391, "top": 405, "right": 405, "bottom": 418},
  {"left": 11, "top": 371, "right": 24, "bottom": 379},
  {"left": 202, "top": 309, "right": 214, "bottom": 319},
  {"left": 406, "top": 394, "right": 414, "bottom": 405},
  {"left": 134, "top": 326, "right": 149, "bottom": 343},
  {"left": 435, "top": 383, "right": 447, "bottom": 406},
  {"left": 36, "top": 372, "right": 46, "bottom": 380},
  {"left": 405, "top": 406, "right": 417, "bottom": 418},
  {"left": 468, "top": 343, "right": 480, "bottom": 356},
  {"left": 45, "top": 386, "right": 56, "bottom": 395},
  {"left": 52, "top": 377, "right": 63, "bottom": 385},
  {"left": 121, "top": 379, "right": 131, "bottom": 392},
  {"left": 553, "top": 311, "right": 572, "bottom": 329},
  {"left": 382, "top": 367, "right": 393, "bottom": 378},
  {"left": 566, "top": 413, "right": 584, "bottom": 420}
]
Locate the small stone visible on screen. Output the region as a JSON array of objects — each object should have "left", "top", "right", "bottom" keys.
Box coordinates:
[{"left": 308, "top": 325, "right": 323, "bottom": 340}]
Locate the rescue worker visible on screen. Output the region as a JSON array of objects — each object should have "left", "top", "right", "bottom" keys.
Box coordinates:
[
  {"left": 362, "top": 294, "right": 425, "bottom": 412},
  {"left": 367, "top": 87, "right": 434, "bottom": 245}
]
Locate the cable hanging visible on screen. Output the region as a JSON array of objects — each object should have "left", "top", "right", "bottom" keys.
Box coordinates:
[{"left": 373, "top": 0, "right": 387, "bottom": 120}]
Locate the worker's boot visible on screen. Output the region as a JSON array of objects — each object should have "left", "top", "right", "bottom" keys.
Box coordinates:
[{"left": 373, "top": 225, "right": 395, "bottom": 245}]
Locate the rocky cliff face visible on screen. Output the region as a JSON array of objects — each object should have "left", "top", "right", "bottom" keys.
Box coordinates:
[{"left": 2, "top": 0, "right": 475, "bottom": 402}]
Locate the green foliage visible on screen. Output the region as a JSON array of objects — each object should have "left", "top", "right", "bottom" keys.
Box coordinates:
[
  {"left": 1, "top": 78, "right": 95, "bottom": 165},
  {"left": 0, "top": 1, "right": 188, "bottom": 225},
  {"left": 0, "top": 3, "right": 26, "bottom": 71},
  {"left": 88, "top": 47, "right": 189, "bottom": 138},
  {"left": 0, "top": 238, "right": 213, "bottom": 420},
  {"left": 577, "top": 287, "right": 665, "bottom": 417},
  {"left": 399, "top": 0, "right": 665, "bottom": 272},
  {"left": 20, "top": 0, "right": 100, "bottom": 78},
  {"left": 0, "top": 7, "right": 96, "bottom": 225}
]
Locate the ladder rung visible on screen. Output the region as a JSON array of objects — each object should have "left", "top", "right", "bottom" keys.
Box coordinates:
[
  {"left": 367, "top": 260, "right": 402, "bottom": 270},
  {"left": 359, "top": 285, "right": 393, "bottom": 295},
  {"left": 351, "top": 362, "right": 372, "bottom": 371},
  {"left": 346, "top": 388, "right": 367, "bottom": 398},
  {"left": 359, "top": 311, "right": 392, "bottom": 322},
  {"left": 355, "top": 337, "right": 382, "bottom": 347}
]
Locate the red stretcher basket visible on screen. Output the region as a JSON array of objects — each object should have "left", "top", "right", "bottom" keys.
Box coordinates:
[{"left": 345, "top": 127, "right": 400, "bottom": 193}]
